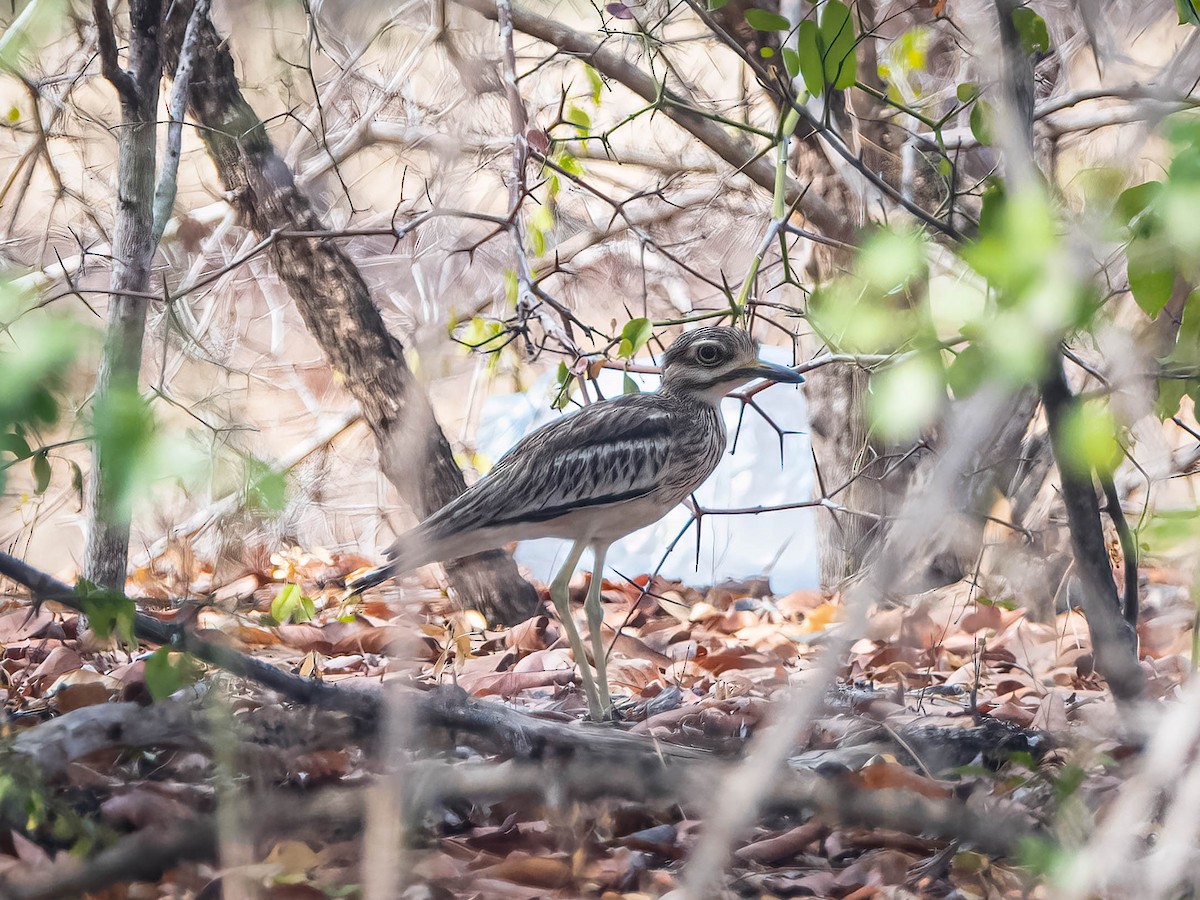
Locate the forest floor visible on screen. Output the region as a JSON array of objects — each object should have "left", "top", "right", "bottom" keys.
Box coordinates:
[{"left": 0, "top": 545, "right": 1194, "bottom": 899}]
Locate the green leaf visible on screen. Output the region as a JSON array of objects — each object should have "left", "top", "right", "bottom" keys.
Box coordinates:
[
  {"left": 623, "top": 374, "right": 640, "bottom": 395},
  {"left": 1010, "top": 7, "right": 1050, "bottom": 54},
  {"left": 1126, "top": 237, "right": 1176, "bottom": 317},
  {"left": 857, "top": 228, "right": 924, "bottom": 290},
  {"left": 1175, "top": 0, "right": 1200, "bottom": 25},
  {"left": 564, "top": 105, "right": 590, "bottom": 132},
  {"left": 955, "top": 82, "right": 979, "bottom": 103},
  {"left": 584, "top": 64, "right": 604, "bottom": 104},
  {"left": 75, "top": 580, "right": 136, "bottom": 648},
  {"left": 245, "top": 458, "right": 287, "bottom": 513},
  {"left": 552, "top": 362, "right": 574, "bottom": 410},
  {"left": 503, "top": 269, "right": 519, "bottom": 306},
  {"left": 969, "top": 100, "right": 994, "bottom": 146},
  {"left": 781, "top": 47, "right": 801, "bottom": 78},
  {"left": 91, "top": 387, "right": 155, "bottom": 521},
  {"left": 617, "top": 318, "right": 654, "bottom": 359},
  {"left": 744, "top": 8, "right": 791, "bottom": 30},
  {"left": 1145, "top": 506, "right": 1200, "bottom": 552},
  {"left": 1115, "top": 180, "right": 1164, "bottom": 234},
  {"left": 797, "top": 20, "right": 824, "bottom": 97},
  {"left": 1175, "top": 291, "right": 1200, "bottom": 358},
  {"left": 270, "top": 583, "right": 313, "bottom": 624},
  {"left": 28, "top": 386, "right": 57, "bottom": 424},
  {"left": 143, "top": 648, "right": 193, "bottom": 702},
  {"left": 819, "top": 0, "right": 857, "bottom": 90},
  {"left": 0, "top": 432, "right": 31, "bottom": 460},
  {"left": 868, "top": 354, "right": 945, "bottom": 441},
  {"left": 946, "top": 345, "right": 986, "bottom": 398},
  {"left": 553, "top": 150, "right": 584, "bottom": 176},
  {"left": 1059, "top": 401, "right": 1121, "bottom": 476},
  {"left": 1156, "top": 376, "right": 1189, "bottom": 420},
  {"left": 707, "top": 0, "right": 728, "bottom": 9},
  {"left": 32, "top": 450, "right": 50, "bottom": 494},
  {"left": 760, "top": 46, "right": 775, "bottom": 58},
  {"left": 530, "top": 203, "right": 555, "bottom": 235}
]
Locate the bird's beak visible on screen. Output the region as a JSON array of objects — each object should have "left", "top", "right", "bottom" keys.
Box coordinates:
[{"left": 744, "top": 360, "right": 805, "bottom": 384}]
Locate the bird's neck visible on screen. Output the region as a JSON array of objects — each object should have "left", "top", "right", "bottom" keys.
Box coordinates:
[{"left": 660, "top": 380, "right": 732, "bottom": 407}]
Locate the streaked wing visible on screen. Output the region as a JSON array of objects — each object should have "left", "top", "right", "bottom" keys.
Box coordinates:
[{"left": 423, "top": 395, "right": 672, "bottom": 538}]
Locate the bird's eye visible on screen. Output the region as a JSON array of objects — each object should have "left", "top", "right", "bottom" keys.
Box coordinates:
[{"left": 695, "top": 343, "right": 722, "bottom": 365}]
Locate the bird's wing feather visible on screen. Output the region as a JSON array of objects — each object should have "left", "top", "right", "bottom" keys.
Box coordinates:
[{"left": 421, "top": 395, "right": 673, "bottom": 539}]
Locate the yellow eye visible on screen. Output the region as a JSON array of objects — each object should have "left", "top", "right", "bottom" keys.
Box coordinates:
[{"left": 695, "top": 343, "right": 721, "bottom": 365}]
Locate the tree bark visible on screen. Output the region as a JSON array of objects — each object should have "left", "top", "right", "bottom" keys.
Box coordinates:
[
  {"left": 160, "top": 3, "right": 538, "bottom": 624},
  {"left": 83, "top": 0, "right": 163, "bottom": 589},
  {"left": 1041, "top": 359, "right": 1144, "bottom": 703}
]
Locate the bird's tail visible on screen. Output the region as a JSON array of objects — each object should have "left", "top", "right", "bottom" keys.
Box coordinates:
[
  {"left": 342, "top": 530, "right": 434, "bottom": 597},
  {"left": 343, "top": 561, "right": 397, "bottom": 597}
]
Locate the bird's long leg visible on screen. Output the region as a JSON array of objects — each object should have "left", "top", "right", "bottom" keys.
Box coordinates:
[
  {"left": 586, "top": 542, "right": 613, "bottom": 720},
  {"left": 549, "top": 539, "right": 605, "bottom": 720}
]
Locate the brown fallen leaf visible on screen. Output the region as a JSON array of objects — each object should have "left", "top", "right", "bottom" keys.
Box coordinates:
[
  {"left": 505, "top": 615, "right": 560, "bottom": 652},
  {"left": 28, "top": 645, "right": 83, "bottom": 690},
  {"left": 479, "top": 852, "right": 573, "bottom": 889},
  {"left": 47, "top": 669, "right": 121, "bottom": 713},
  {"left": 852, "top": 761, "right": 953, "bottom": 800},
  {"left": 736, "top": 822, "right": 826, "bottom": 864}
]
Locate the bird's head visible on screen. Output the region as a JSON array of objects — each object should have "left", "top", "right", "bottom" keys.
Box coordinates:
[{"left": 659, "top": 326, "right": 804, "bottom": 403}]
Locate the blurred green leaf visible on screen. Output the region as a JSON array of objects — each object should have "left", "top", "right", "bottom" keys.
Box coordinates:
[
  {"left": 75, "top": 580, "right": 136, "bottom": 648},
  {"left": 617, "top": 318, "right": 653, "bottom": 359},
  {"left": 956, "top": 82, "right": 979, "bottom": 103},
  {"left": 1126, "top": 237, "right": 1176, "bottom": 317},
  {"left": 1059, "top": 401, "right": 1121, "bottom": 476},
  {"left": 744, "top": 8, "right": 790, "bottom": 30},
  {"left": 91, "top": 387, "right": 155, "bottom": 521},
  {"left": 503, "top": 269, "right": 519, "bottom": 306},
  {"left": 1175, "top": 0, "right": 1200, "bottom": 26},
  {"left": 0, "top": 432, "right": 31, "bottom": 460},
  {"left": 810, "top": 278, "right": 914, "bottom": 354},
  {"left": 143, "top": 648, "right": 196, "bottom": 702},
  {"left": 584, "top": 64, "right": 604, "bottom": 104},
  {"left": 857, "top": 228, "right": 924, "bottom": 291},
  {"left": 1145, "top": 507, "right": 1200, "bottom": 553},
  {"left": 245, "top": 457, "right": 287, "bottom": 514},
  {"left": 869, "top": 354, "right": 945, "bottom": 441},
  {"left": 623, "top": 374, "right": 640, "bottom": 395},
  {"left": 760, "top": 46, "right": 775, "bottom": 58},
  {"left": 1116, "top": 180, "right": 1164, "bottom": 232},
  {"left": 1010, "top": 7, "right": 1050, "bottom": 54},
  {"left": 1156, "top": 377, "right": 1189, "bottom": 420},
  {"left": 946, "top": 345, "right": 986, "bottom": 398},
  {"left": 1168, "top": 292, "right": 1200, "bottom": 365},
  {"left": 707, "top": 0, "right": 729, "bottom": 9}
]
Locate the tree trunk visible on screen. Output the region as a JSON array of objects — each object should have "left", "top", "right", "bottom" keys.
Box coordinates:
[
  {"left": 84, "top": 0, "right": 163, "bottom": 589},
  {"left": 161, "top": 2, "right": 538, "bottom": 625}
]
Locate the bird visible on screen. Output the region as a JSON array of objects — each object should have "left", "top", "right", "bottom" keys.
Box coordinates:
[{"left": 346, "top": 325, "right": 804, "bottom": 720}]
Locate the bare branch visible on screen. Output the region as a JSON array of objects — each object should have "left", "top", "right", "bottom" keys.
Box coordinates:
[
  {"left": 90, "top": 0, "right": 138, "bottom": 105},
  {"left": 449, "top": 0, "right": 855, "bottom": 245},
  {"left": 150, "top": 0, "right": 211, "bottom": 244}
]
